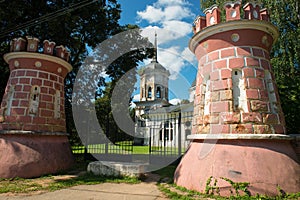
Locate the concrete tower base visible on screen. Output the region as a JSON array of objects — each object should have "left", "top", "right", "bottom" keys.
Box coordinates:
[
  {"left": 0, "top": 132, "right": 74, "bottom": 178},
  {"left": 174, "top": 135, "right": 300, "bottom": 196}
]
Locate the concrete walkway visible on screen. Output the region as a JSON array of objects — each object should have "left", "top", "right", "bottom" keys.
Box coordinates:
[
  {"left": 0, "top": 183, "right": 168, "bottom": 200},
  {"left": 0, "top": 174, "right": 169, "bottom": 200}
]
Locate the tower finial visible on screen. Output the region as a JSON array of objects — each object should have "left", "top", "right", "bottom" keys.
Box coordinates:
[{"left": 152, "top": 32, "right": 158, "bottom": 63}]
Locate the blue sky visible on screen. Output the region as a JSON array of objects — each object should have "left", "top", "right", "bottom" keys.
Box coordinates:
[{"left": 117, "top": 0, "right": 203, "bottom": 103}]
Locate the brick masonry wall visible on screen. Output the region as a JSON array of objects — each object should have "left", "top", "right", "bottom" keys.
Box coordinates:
[
  {"left": 0, "top": 69, "right": 65, "bottom": 132},
  {"left": 0, "top": 37, "right": 72, "bottom": 133},
  {"left": 192, "top": 28, "right": 285, "bottom": 134}
]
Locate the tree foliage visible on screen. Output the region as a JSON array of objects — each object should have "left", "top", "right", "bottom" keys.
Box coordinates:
[
  {"left": 0, "top": 0, "right": 152, "bottom": 144},
  {"left": 200, "top": 0, "right": 300, "bottom": 134}
]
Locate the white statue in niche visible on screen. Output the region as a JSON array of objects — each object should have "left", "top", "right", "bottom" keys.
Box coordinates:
[
  {"left": 203, "top": 80, "right": 211, "bottom": 115},
  {"left": 232, "top": 70, "right": 248, "bottom": 112},
  {"left": 5, "top": 85, "right": 15, "bottom": 116},
  {"left": 29, "top": 86, "right": 40, "bottom": 115},
  {"left": 265, "top": 71, "right": 277, "bottom": 113}
]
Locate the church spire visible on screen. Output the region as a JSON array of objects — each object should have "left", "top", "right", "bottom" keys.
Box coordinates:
[{"left": 151, "top": 32, "right": 158, "bottom": 63}]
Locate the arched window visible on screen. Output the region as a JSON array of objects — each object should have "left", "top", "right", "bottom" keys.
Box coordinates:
[
  {"left": 156, "top": 86, "right": 161, "bottom": 98},
  {"left": 148, "top": 87, "right": 152, "bottom": 98},
  {"left": 159, "top": 121, "right": 173, "bottom": 141}
]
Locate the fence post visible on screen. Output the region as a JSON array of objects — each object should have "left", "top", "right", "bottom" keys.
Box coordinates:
[
  {"left": 149, "top": 127, "right": 152, "bottom": 153},
  {"left": 105, "top": 113, "right": 109, "bottom": 154},
  {"left": 178, "top": 112, "right": 182, "bottom": 156}
]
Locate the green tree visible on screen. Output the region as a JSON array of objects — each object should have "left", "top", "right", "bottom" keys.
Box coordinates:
[
  {"left": 95, "top": 82, "right": 134, "bottom": 143},
  {"left": 200, "top": 0, "right": 300, "bottom": 134},
  {"left": 0, "top": 1, "right": 152, "bottom": 145},
  {"left": 0, "top": 0, "right": 123, "bottom": 145}
]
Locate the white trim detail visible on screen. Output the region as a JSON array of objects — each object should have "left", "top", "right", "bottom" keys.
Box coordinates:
[
  {"left": 3, "top": 52, "right": 72, "bottom": 72},
  {"left": 189, "top": 20, "right": 279, "bottom": 53}
]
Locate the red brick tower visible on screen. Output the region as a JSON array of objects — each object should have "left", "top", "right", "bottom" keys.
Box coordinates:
[
  {"left": 175, "top": 2, "right": 299, "bottom": 196},
  {"left": 0, "top": 36, "right": 74, "bottom": 178}
]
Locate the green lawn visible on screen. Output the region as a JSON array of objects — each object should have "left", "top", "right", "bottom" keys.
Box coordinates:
[{"left": 72, "top": 143, "right": 186, "bottom": 155}]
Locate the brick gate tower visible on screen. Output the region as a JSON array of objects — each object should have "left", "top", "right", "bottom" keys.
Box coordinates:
[
  {"left": 0, "top": 36, "right": 74, "bottom": 178},
  {"left": 174, "top": 2, "right": 300, "bottom": 196}
]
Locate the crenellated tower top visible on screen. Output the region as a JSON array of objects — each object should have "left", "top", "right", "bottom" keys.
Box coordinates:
[
  {"left": 9, "top": 36, "right": 70, "bottom": 62},
  {"left": 193, "top": 1, "right": 272, "bottom": 35},
  {"left": 4, "top": 36, "right": 72, "bottom": 77}
]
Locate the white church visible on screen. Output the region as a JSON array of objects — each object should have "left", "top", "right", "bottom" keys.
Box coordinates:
[{"left": 134, "top": 34, "right": 195, "bottom": 151}]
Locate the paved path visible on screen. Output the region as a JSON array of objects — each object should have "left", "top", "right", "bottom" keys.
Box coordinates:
[
  {"left": 0, "top": 182, "right": 168, "bottom": 200},
  {"left": 0, "top": 174, "right": 169, "bottom": 200}
]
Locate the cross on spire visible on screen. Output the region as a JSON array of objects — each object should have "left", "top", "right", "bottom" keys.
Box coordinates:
[{"left": 152, "top": 32, "right": 158, "bottom": 63}]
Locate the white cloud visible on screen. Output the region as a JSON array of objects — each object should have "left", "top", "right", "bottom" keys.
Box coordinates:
[
  {"left": 159, "top": 46, "right": 185, "bottom": 79},
  {"left": 137, "top": 0, "right": 194, "bottom": 24},
  {"left": 137, "top": 6, "right": 164, "bottom": 23},
  {"left": 164, "top": 6, "right": 191, "bottom": 21},
  {"left": 162, "top": 20, "right": 191, "bottom": 38},
  {"left": 182, "top": 47, "right": 196, "bottom": 63},
  {"left": 137, "top": 0, "right": 196, "bottom": 75},
  {"left": 156, "top": 0, "right": 189, "bottom": 7},
  {"left": 133, "top": 94, "right": 140, "bottom": 101},
  {"left": 141, "top": 25, "right": 191, "bottom": 45},
  {"left": 169, "top": 98, "right": 181, "bottom": 105}
]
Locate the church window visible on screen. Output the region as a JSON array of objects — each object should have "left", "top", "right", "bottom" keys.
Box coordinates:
[
  {"left": 156, "top": 86, "right": 161, "bottom": 98},
  {"left": 148, "top": 87, "right": 152, "bottom": 98}
]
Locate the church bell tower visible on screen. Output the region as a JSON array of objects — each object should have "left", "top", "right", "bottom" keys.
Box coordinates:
[{"left": 139, "top": 33, "right": 170, "bottom": 102}]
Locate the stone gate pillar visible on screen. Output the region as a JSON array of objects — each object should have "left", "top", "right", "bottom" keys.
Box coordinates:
[
  {"left": 174, "top": 2, "right": 300, "bottom": 196},
  {"left": 0, "top": 36, "right": 74, "bottom": 178}
]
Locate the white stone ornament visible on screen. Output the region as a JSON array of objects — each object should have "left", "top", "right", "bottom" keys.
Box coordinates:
[
  {"left": 231, "top": 33, "right": 240, "bottom": 42},
  {"left": 14, "top": 60, "right": 19, "bottom": 67},
  {"left": 262, "top": 35, "right": 270, "bottom": 47},
  {"left": 35, "top": 61, "right": 42, "bottom": 68},
  {"left": 57, "top": 67, "right": 62, "bottom": 73}
]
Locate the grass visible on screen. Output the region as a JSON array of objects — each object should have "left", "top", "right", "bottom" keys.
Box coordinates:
[
  {"left": 153, "top": 165, "right": 177, "bottom": 181},
  {"left": 1, "top": 162, "right": 300, "bottom": 200},
  {"left": 72, "top": 143, "right": 186, "bottom": 155},
  {"left": 1, "top": 159, "right": 299, "bottom": 199},
  {"left": 152, "top": 165, "right": 300, "bottom": 200},
  {"left": 0, "top": 161, "right": 140, "bottom": 195},
  {"left": 0, "top": 173, "right": 140, "bottom": 194}
]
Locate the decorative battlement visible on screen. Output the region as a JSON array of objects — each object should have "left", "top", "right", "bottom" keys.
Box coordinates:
[
  {"left": 10, "top": 36, "right": 70, "bottom": 62},
  {"left": 193, "top": 1, "right": 270, "bottom": 34}
]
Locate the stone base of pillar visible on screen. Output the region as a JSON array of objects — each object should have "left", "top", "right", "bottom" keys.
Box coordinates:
[
  {"left": 174, "top": 137, "right": 300, "bottom": 196},
  {"left": 0, "top": 132, "right": 74, "bottom": 178}
]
